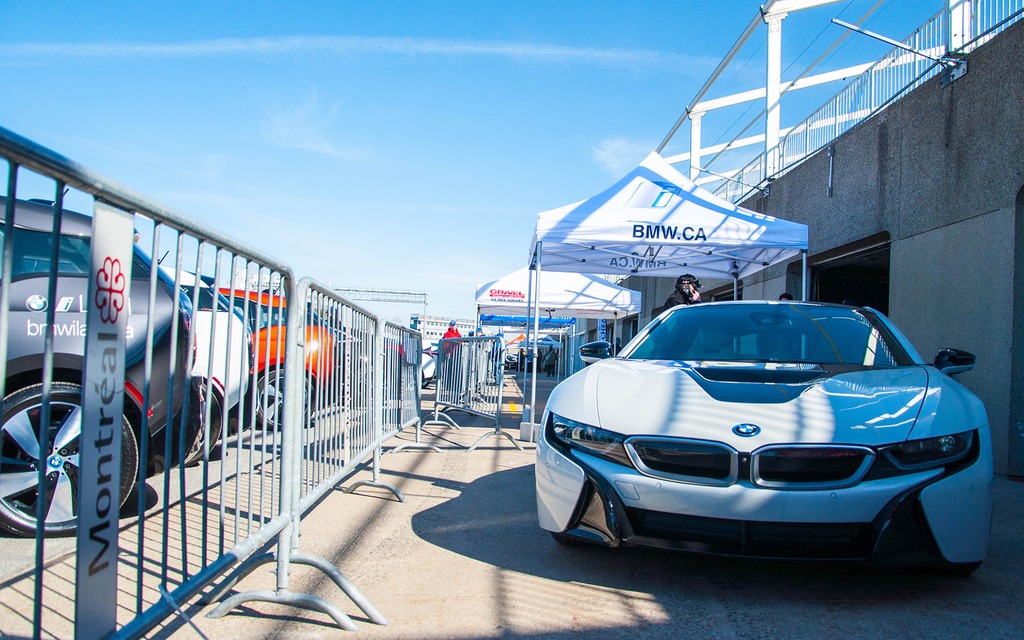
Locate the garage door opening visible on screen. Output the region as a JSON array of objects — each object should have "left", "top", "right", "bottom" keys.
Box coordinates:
[{"left": 802, "top": 233, "right": 891, "bottom": 314}]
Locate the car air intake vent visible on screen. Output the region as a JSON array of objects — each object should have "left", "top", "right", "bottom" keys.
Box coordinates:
[
  {"left": 624, "top": 508, "right": 872, "bottom": 560},
  {"left": 752, "top": 445, "right": 875, "bottom": 489},
  {"left": 695, "top": 366, "right": 824, "bottom": 384},
  {"left": 626, "top": 438, "right": 737, "bottom": 486}
]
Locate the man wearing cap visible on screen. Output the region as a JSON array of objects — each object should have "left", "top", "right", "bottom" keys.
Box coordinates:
[
  {"left": 664, "top": 273, "right": 703, "bottom": 309},
  {"left": 443, "top": 320, "right": 461, "bottom": 340}
]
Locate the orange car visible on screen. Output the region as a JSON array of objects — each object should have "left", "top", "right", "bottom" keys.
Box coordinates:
[{"left": 218, "top": 289, "right": 336, "bottom": 428}]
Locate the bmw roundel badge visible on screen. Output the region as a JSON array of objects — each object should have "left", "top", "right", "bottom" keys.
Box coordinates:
[
  {"left": 732, "top": 423, "right": 761, "bottom": 437},
  {"left": 26, "top": 295, "right": 48, "bottom": 312}
]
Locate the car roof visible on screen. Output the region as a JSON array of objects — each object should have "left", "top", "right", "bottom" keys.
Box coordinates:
[
  {"left": 0, "top": 195, "right": 93, "bottom": 236},
  {"left": 668, "top": 300, "right": 862, "bottom": 312},
  {"left": 218, "top": 288, "right": 287, "bottom": 307}
]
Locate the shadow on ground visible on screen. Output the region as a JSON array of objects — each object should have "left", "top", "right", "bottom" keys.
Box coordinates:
[{"left": 409, "top": 464, "right": 1023, "bottom": 639}]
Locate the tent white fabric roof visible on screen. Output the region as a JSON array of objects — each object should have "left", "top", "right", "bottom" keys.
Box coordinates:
[
  {"left": 529, "top": 151, "right": 808, "bottom": 280},
  {"left": 475, "top": 267, "right": 640, "bottom": 319}
]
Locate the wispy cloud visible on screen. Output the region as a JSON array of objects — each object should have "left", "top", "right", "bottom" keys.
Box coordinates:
[
  {"left": 0, "top": 35, "right": 713, "bottom": 75},
  {"left": 592, "top": 137, "right": 657, "bottom": 175},
  {"left": 260, "top": 91, "right": 363, "bottom": 160}
]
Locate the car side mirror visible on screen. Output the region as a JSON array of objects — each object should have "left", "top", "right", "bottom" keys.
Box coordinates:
[
  {"left": 579, "top": 340, "right": 612, "bottom": 365},
  {"left": 933, "top": 348, "right": 976, "bottom": 375}
]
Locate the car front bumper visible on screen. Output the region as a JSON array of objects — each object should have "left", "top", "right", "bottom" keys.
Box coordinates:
[{"left": 536, "top": 420, "right": 992, "bottom": 566}]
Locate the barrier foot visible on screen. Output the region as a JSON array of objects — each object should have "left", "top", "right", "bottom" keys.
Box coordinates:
[
  {"left": 342, "top": 479, "right": 405, "bottom": 502},
  {"left": 467, "top": 429, "right": 525, "bottom": 453},
  {"left": 201, "top": 552, "right": 275, "bottom": 605},
  {"left": 388, "top": 441, "right": 443, "bottom": 454},
  {"left": 206, "top": 588, "right": 360, "bottom": 632},
  {"left": 292, "top": 552, "right": 389, "bottom": 626},
  {"left": 421, "top": 412, "right": 461, "bottom": 430}
]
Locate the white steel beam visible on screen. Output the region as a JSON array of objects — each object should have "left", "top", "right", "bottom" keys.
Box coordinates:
[
  {"left": 665, "top": 127, "right": 794, "bottom": 164},
  {"left": 948, "top": 0, "right": 973, "bottom": 51},
  {"left": 693, "top": 63, "right": 872, "bottom": 112},
  {"left": 765, "top": 12, "right": 784, "bottom": 175},
  {"left": 689, "top": 112, "right": 704, "bottom": 180},
  {"left": 762, "top": 0, "right": 842, "bottom": 18}
]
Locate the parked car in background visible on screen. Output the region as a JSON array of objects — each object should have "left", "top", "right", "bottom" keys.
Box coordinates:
[
  {"left": 173, "top": 272, "right": 252, "bottom": 447},
  {"left": 537, "top": 301, "right": 992, "bottom": 574},
  {"left": 421, "top": 347, "right": 436, "bottom": 388},
  {"left": 0, "top": 196, "right": 211, "bottom": 536},
  {"left": 218, "top": 289, "right": 334, "bottom": 429}
]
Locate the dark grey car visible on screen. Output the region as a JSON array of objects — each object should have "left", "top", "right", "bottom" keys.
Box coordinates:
[{"left": 1, "top": 196, "right": 209, "bottom": 537}]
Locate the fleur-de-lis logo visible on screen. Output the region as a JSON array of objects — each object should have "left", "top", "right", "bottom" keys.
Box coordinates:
[{"left": 95, "top": 257, "right": 126, "bottom": 324}]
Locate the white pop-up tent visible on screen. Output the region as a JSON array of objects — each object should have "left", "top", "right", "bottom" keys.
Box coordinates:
[
  {"left": 521, "top": 151, "right": 809, "bottom": 428},
  {"left": 475, "top": 267, "right": 641, "bottom": 319},
  {"left": 529, "top": 151, "right": 808, "bottom": 287},
  {"left": 477, "top": 268, "right": 641, "bottom": 414}
]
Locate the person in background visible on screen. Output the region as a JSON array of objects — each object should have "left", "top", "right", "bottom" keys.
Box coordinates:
[
  {"left": 491, "top": 333, "right": 505, "bottom": 382},
  {"left": 779, "top": 292, "right": 794, "bottom": 301},
  {"left": 664, "top": 273, "right": 702, "bottom": 309},
  {"left": 544, "top": 347, "right": 559, "bottom": 378},
  {"left": 444, "top": 320, "right": 461, "bottom": 340}
]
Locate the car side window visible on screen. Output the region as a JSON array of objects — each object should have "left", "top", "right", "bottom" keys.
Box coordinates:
[{"left": 10, "top": 228, "right": 91, "bottom": 277}]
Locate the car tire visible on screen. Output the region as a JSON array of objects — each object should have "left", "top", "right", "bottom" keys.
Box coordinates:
[
  {"left": 0, "top": 382, "right": 139, "bottom": 537},
  {"left": 183, "top": 380, "right": 224, "bottom": 467},
  {"left": 940, "top": 560, "right": 983, "bottom": 576},
  {"left": 550, "top": 531, "right": 586, "bottom": 547},
  {"left": 254, "top": 366, "right": 314, "bottom": 430},
  {"left": 254, "top": 366, "right": 285, "bottom": 429}
]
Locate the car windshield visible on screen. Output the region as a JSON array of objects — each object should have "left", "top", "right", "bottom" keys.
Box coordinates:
[{"left": 624, "top": 303, "right": 914, "bottom": 368}]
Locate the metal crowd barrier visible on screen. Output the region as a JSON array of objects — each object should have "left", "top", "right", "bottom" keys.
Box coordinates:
[
  {"left": 424, "top": 335, "right": 521, "bottom": 452},
  {"left": 201, "top": 279, "right": 422, "bottom": 630},
  {"left": 0, "top": 125, "right": 421, "bottom": 637}
]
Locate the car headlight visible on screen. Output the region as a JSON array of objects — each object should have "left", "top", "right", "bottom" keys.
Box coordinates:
[
  {"left": 879, "top": 430, "right": 974, "bottom": 471},
  {"left": 549, "top": 413, "right": 631, "bottom": 466}
]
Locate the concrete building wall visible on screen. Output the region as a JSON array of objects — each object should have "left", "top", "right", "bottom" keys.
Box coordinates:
[{"left": 730, "top": 19, "right": 1024, "bottom": 474}]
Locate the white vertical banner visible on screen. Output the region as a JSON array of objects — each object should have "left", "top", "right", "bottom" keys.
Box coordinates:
[{"left": 75, "top": 201, "right": 134, "bottom": 639}]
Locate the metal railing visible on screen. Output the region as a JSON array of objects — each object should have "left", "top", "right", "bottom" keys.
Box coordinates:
[
  {"left": 425, "top": 335, "right": 521, "bottom": 452},
  {"left": 0, "top": 125, "right": 422, "bottom": 638},
  {"left": 714, "top": 1, "right": 1024, "bottom": 203},
  {"left": 200, "top": 279, "right": 421, "bottom": 630}
]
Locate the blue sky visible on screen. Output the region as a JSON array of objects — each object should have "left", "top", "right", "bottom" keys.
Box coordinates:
[{"left": 0, "top": 0, "right": 937, "bottom": 322}]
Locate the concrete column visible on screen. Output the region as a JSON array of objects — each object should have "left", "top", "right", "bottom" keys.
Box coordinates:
[{"left": 1010, "top": 186, "right": 1024, "bottom": 476}]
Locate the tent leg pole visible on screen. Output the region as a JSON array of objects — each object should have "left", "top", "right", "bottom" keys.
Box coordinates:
[
  {"left": 801, "top": 250, "right": 808, "bottom": 301},
  {"left": 530, "top": 245, "right": 542, "bottom": 428}
]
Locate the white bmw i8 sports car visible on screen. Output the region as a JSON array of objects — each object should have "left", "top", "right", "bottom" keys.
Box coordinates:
[{"left": 536, "top": 301, "right": 992, "bottom": 573}]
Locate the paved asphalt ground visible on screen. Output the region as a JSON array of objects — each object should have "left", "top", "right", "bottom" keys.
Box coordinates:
[{"left": 134, "top": 373, "right": 1023, "bottom": 638}]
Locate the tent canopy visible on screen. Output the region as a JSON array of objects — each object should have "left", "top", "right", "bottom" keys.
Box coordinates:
[
  {"left": 476, "top": 267, "right": 640, "bottom": 319},
  {"left": 529, "top": 152, "right": 808, "bottom": 280},
  {"left": 479, "top": 314, "right": 575, "bottom": 328}
]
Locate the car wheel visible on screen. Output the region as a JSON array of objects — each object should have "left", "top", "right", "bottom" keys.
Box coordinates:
[
  {"left": 940, "top": 560, "right": 983, "bottom": 576},
  {"left": 254, "top": 366, "right": 285, "bottom": 429},
  {"left": 183, "top": 380, "right": 224, "bottom": 467},
  {"left": 254, "top": 366, "right": 314, "bottom": 429},
  {"left": 0, "top": 382, "right": 139, "bottom": 537},
  {"left": 550, "top": 531, "right": 586, "bottom": 547}
]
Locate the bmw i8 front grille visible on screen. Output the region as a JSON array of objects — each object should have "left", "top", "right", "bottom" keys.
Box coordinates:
[
  {"left": 752, "top": 445, "right": 875, "bottom": 489},
  {"left": 624, "top": 437, "right": 875, "bottom": 490},
  {"left": 626, "top": 438, "right": 737, "bottom": 486}
]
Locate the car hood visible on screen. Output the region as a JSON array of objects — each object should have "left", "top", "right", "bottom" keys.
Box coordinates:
[{"left": 547, "top": 359, "right": 983, "bottom": 449}]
